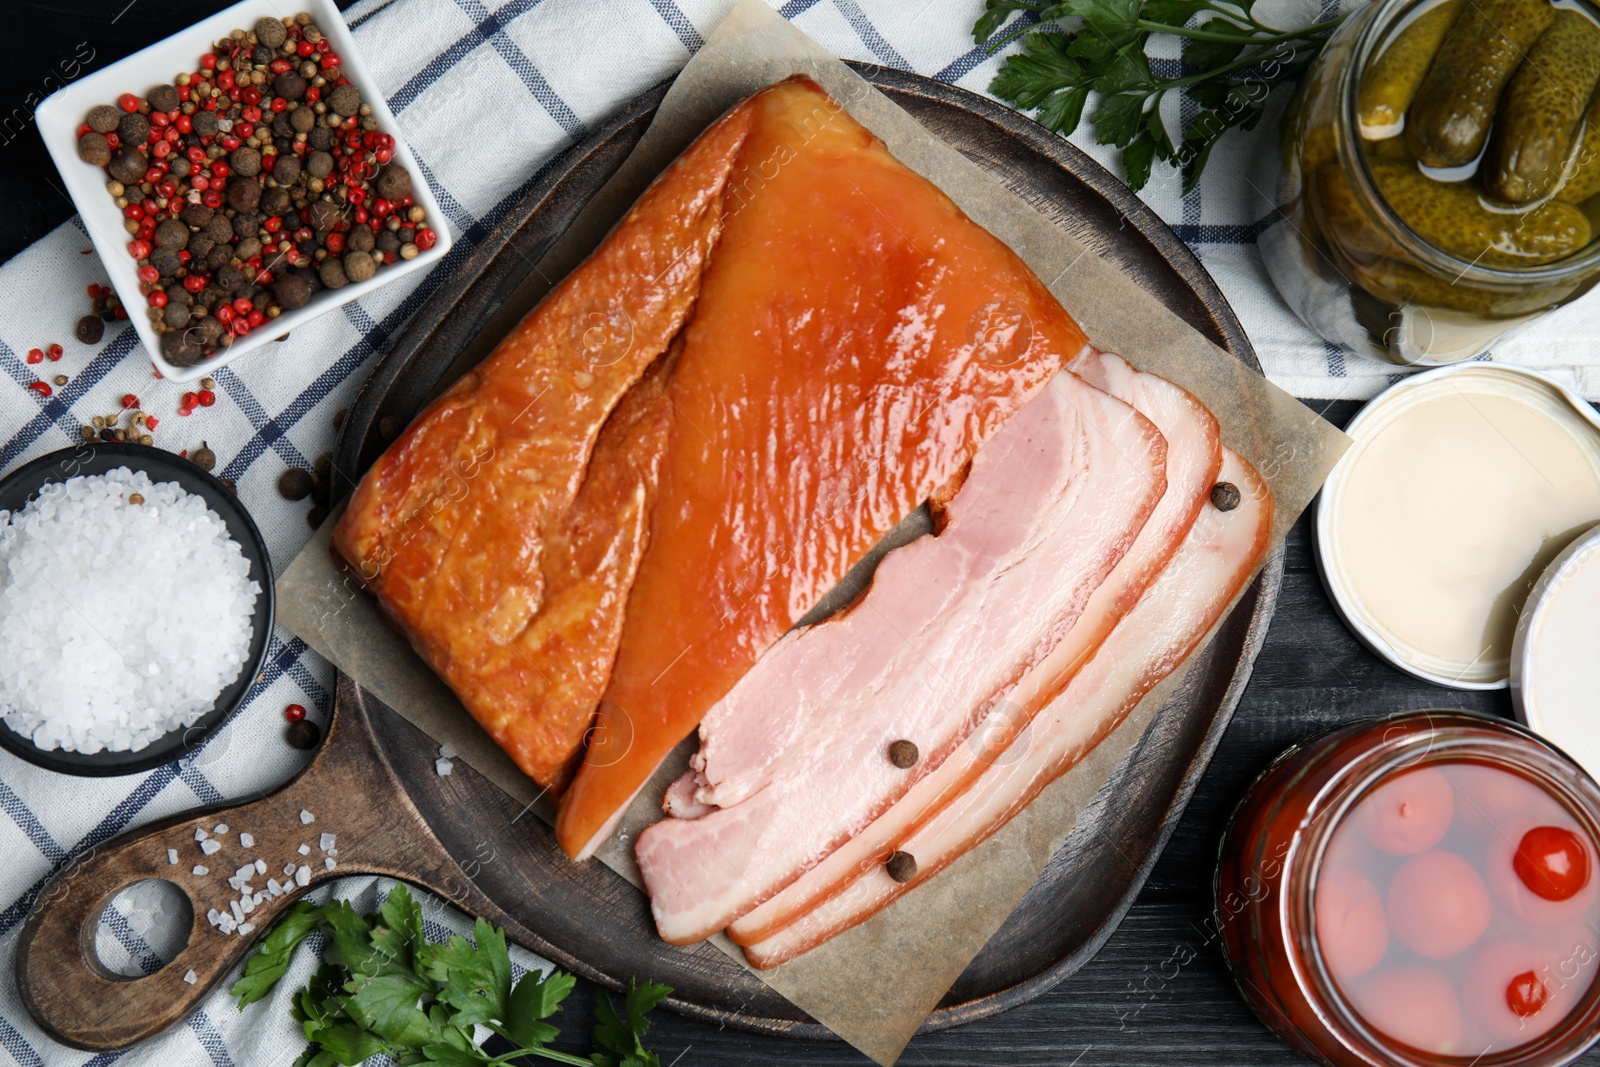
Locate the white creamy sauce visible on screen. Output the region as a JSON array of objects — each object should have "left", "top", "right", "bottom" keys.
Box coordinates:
[{"left": 1331, "top": 369, "right": 1600, "bottom": 682}]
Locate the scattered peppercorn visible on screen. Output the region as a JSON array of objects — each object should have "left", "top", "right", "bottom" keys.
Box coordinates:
[
  {"left": 307, "top": 504, "right": 328, "bottom": 529},
  {"left": 285, "top": 702, "right": 306, "bottom": 723},
  {"left": 888, "top": 739, "right": 919, "bottom": 769},
  {"left": 278, "top": 467, "right": 313, "bottom": 500},
  {"left": 1211, "top": 481, "right": 1241, "bottom": 512},
  {"left": 128, "top": 493, "right": 145, "bottom": 506},
  {"left": 885, "top": 851, "right": 918, "bottom": 883},
  {"left": 285, "top": 718, "right": 321, "bottom": 750},
  {"left": 52, "top": 374, "right": 67, "bottom": 387},
  {"left": 76, "top": 315, "right": 105, "bottom": 344},
  {"left": 192, "top": 442, "right": 217, "bottom": 471}
]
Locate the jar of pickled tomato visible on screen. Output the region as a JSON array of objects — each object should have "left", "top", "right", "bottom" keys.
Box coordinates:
[
  {"left": 1217, "top": 710, "right": 1600, "bottom": 1066},
  {"left": 1259, "top": 0, "right": 1600, "bottom": 365}
]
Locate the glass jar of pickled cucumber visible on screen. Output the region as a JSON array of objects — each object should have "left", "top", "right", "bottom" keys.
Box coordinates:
[{"left": 1260, "top": 0, "right": 1600, "bottom": 365}]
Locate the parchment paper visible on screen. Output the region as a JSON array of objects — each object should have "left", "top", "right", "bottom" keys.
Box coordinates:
[{"left": 277, "top": 4, "right": 1349, "bottom": 1063}]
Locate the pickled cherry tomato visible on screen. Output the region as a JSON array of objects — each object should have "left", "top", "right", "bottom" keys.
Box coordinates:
[
  {"left": 1359, "top": 766, "right": 1455, "bottom": 855},
  {"left": 1507, "top": 970, "right": 1550, "bottom": 1018},
  {"left": 1348, "top": 967, "right": 1465, "bottom": 1055},
  {"left": 1387, "top": 850, "right": 1491, "bottom": 959},
  {"left": 1514, "top": 826, "right": 1591, "bottom": 902},
  {"left": 1315, "top": 868, "right": 1389, "bottom": 980}
]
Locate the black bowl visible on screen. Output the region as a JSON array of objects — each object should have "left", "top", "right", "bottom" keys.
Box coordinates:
[{"left": 0, "top": 442, "right": 275, "bottom": 776}]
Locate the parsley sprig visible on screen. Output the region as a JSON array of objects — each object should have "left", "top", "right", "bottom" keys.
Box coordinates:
[
  {"left": 975, "top": 0, "right": 1348, "bottom": 192},
  {"left": 232, "top": 886, "right": 671, "bottom": 1067}
]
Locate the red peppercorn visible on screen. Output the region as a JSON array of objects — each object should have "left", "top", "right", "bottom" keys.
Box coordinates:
[
  {"left": 234, "top": 123, "right": 254, "bottom": 142},
  {"left": 114, "top": 305, "right": 128, "bottom": 320},
  {"left": 128, "top": 239, "right": 150, "bottom": 259},
  {"left": 202, "top": 189, "right": 223, "bottom": 209},
  {"left": 47, "top": 343, "right": 63, "bottom": 361},
  {"left": 26, "top": 348, "right": 43, "bottom": 365},
  {"left": 270, "top": 96, "right": 288, "bottom": 113},
  {"left": 177, "top": 84, "right": 191, "bottom": 102},
  {"left": 246, "top": 310, "right": 265, "bottom": 328},
  {"left": 137, "top": 264, "right": 159, "bottom": 284},
  {"left": 77, "top": 122, "right": 91, "bottom": 137},
  {"left": 121, "top": 393, "right": 140, "bottom": 409},
  {"left": 231, "top": 318, "right": 251, "bottom": 337},
  {"left": 297, "top": 39, "right": 314, "bottom": 57},
  {"left": 148, "top": 290, "right": 168, "bottom": 308},
  {"left": 212, "top": 160, "right": 231, "bottom": 179},
  {"left": 201, "top": 53, "right": 217, "bottom": 70},
  {"left": 254, "top": 269, "right": 274, "bottom": 288},
  {"left": 145, "top": 415, "right": 159, "bottom": 429},
  {"left": 104, "top": 131, "right": 120, "bottom": 149},
  {"left": 285, "top": 703, "right": 307, "bottom": 723},
  {"left": 182, "top": 391, "right": 198, "bottom": 407},
  {"left": 264, "top": 215, "right": 282, "bottom": 233},
  {"left": 178, "top": 406, "right": 193, "bottom": 417},
  {"left": 216, "top": 305, "right": 234, "bottom": 325},
  {"left": 198, "top": 388, "right": 217, "bottom": 406},
  {"left": 232, "top": 296, "right": 252, "bottom": 315},
  {"left": 324, "top": 232, "right": 345, "bottom": 255},
  {"left": 216, "top": 69, "right": 234, "bottom": 90},
  {"left": 184, "top": 273, "right": 208, "bottom": 294},
  {"left": 149, "top": 110, "right": 169, "bottom": 128},
  {"left": 118, "top": 92, "right": 140, "bottom": 113},
  {"left": 151, "top": 139, "right": 172, "bottom": 160},
  {"left": 28, "top": 381, "right": 51, "bottom": 399},
  {"left": 175, "top": 113, "right": 192, "bottom": 134},
  {"left": 374, "top": 146, "right": 394, "bottom": 165},
  {"left": 191, "top": 174, "right": 210, "bottom": 192}
]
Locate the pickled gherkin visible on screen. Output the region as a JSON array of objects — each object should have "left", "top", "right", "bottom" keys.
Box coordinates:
[
  {"left": 1358, "top": 0, "right": 1463, "bottom": 136},
  {"left": 1370, "top": 161, "right": 1590, "bottom": 265},
  {"left": 1486, "top": 10, "right": 1600, "bottom": 203},
  {"left": 1557, "top": 88, "right": 1600, "bottom": 204},
  {"left": 1407, "top": 0, "right": 1555, "bottom": 167}
]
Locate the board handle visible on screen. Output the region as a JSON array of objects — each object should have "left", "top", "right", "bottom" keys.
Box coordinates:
[{"left": 14, "top": 677, "right": 485, "bottom": 1051}]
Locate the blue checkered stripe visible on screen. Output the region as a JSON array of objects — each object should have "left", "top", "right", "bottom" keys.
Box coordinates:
[{"left": 0, "top": 0, "right": 1426, "bottom": 1061}]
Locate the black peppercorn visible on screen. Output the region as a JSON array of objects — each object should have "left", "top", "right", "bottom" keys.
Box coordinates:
[
  {"left": 251, "top": 44, "right": 273, "bottom": 67},
  {"left": 230, "top": 146, "right": 262, "bottom": 177},
  {"left": 260, "top": 185, "right": 291, "bottom": 218},
  {"left": 318, "top": 258, "right": 348, "bottom": 289},
  {"left": 346, "top": 225, "right": 375, "bottom": 254},
  {"left": 888, "top": 739, "right": 919, "bottom": 768},
  {"left": 75, "top": 315, "right": 104, "bottom": 344},
  {"left": 215, "top": 263, "right": 245, "bottom": 293},
  {"left": 274, "top": 70, "right": 308, "bottom": 101},
  {"left": 306, "top": 151, "right": 335, "bottom": 180},
  {"left": 307, "top": 504, "right": 328, "bottom": 529},
  {"left": 186, "top": 234, "right": 215, "bottom": 261},
  {"left": 227, "top": 176, "right": 262, "bottom": 213},
  {"left": 108, "top": 146, "right": 148, "bottom": 185},
  {"left": 165, "top": 283, "right": 193, "bottom": 307},
  {"left": 163, "top": 302, "right": 190, "bottom": 330},
  {"left": 78, "top": 132, "right": 111, "bottom": 166},
  {"left": 232, "top": 211, "right": 261, "bottom": 239},
  {"left": 306, "top": 125, "right": 333, "bottom": 151},
  {"left": 147, "top": 84, "right": 179, "bottom": 113},
  {"left": 117, "top": 111, "right": 150, "bottom": 147},
  {"left": 160, "top": 328, "right": 204, "bottom": 367},
  {"left": 149, "top": 245, "right": 182, "bottom": 278},
  {"left": 86, "top": 104, "right": 120, "bottom": 133},
  {"left": 275, "top": 271, "right": 312, "bottom": 313},
  {"left": 181, "top": 202, "right": 213, "bottom": 228},
  {"left": 328, "top": 83, "right": 361, "bottom": 117},
  {"left": 192, "top": 442, "right": 216, "bottom": 471},
  {"left": 192, "top": 109, "right": 219, "bottom": 137},
  {"left": 154, "top": 218, "right": 190, "bottom": 249},
  {"left": 885, "top": 851, "right": 918, "bottom": 883},
  {"left": 204, "top": 214, "right": 232, "bottom": 243},
  {"left": 375, "top": 164, "right": 412, "bottom": 202},
  {"left": 285, "top": 719, "right": 321, "bottom": 749},
  {"left": 204, "top": 244, "right": 231, "bottom": 271},
  {"left": 1211, "top": 481, "right": 1242, "bottom": 512},
  {"left": 278, "top": 467, "right": 314, "bottom": 501},
  {"left": 289, "top": 105, "right": 315, "bottom": 134}
]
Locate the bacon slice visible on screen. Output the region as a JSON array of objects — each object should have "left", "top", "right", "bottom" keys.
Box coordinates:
[
  {"left": 331, "top": 102, "right": 757, "bottom": 790},
  {"left": 726, "top": 353, "right": 1221, "bottom": 946},
  {"left": 635, "top": 371, "right": 1168, "bottom": 945},
  {"left": 740, "top": 448, "right": 1273, "bottom": 969},
  {"left": 557, "top": 78, "right": 1091, "bottom": 859}
]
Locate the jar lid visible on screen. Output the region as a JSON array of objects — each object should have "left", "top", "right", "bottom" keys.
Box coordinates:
[
  {"left": 1316, "top": 363, "right": 1600, "bottom": 689},
  {"left": 1512, "top": 523, "right": 1600, "bottom": 776}
]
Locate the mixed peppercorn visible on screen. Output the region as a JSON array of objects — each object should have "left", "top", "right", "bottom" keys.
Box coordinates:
[{"left": 77, "top": 12, "right": 435, "bottom": 367}]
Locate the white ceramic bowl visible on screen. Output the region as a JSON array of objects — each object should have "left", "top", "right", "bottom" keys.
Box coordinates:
[{"left": 34, "top": 0, "right": 452, "bottom": 383}]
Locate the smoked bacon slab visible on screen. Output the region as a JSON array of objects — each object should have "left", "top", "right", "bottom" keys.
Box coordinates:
[{"left": 556, "top": 77, "right": 1091, "bottom": 859}]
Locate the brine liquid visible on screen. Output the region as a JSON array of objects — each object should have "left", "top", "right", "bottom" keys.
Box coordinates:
[{"left": 1315, "top": 759, "right": 1600, "bottom": 1058}]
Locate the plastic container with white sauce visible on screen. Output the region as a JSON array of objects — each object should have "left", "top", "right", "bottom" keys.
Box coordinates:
[
  {"left": 1316, "top": 363, "right": 1600, "bottom": 689},
  {"left": 1513, "top": 524, "right": 1600, "bottom": 779}
]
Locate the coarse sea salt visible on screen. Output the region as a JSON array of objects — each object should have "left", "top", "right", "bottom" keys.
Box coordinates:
[{"left": 0, "top": 469, "right": 259, "bottom": 753}]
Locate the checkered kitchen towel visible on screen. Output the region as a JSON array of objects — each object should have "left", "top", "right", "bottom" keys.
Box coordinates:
[{"left": 5, "top": 0, "right": 1600, "bottom": 1063}]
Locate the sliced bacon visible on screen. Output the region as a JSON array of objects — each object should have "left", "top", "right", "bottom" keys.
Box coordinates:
[
  {"left": 740, "top": 448, "right": 1273, "bottom": 969},
  {"left": 727, "top": 353, "right": 1221, "bottom": 945},
  {"left": 636, "top": 371, "right": 1168, "bottom": 945}
]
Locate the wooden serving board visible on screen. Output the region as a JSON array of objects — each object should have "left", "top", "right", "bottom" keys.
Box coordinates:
[{"left": 14, "top": 66, "right": 1282, "bottom": 1050}]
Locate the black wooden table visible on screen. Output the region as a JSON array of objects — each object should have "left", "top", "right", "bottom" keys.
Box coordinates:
[{"left": 0, "top": 3, "right": 1560, "bottom": 1064}]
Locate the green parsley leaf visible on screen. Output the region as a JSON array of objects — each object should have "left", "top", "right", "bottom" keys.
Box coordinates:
[
  {"left": 237, "top": 889, "right": 669, "bottom": 1067},
  {"left": 231, "top": 901, "right": 327, "bottom": 1007},
  {"left": 503, "top": 969, "right": 579, "bottom": 1049},
  {"left": 976, "top": 0, "right": 1347, "bottom": 190},
  {"left": 591, "top": 979, "right": 672, "bottom": 1067}
]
